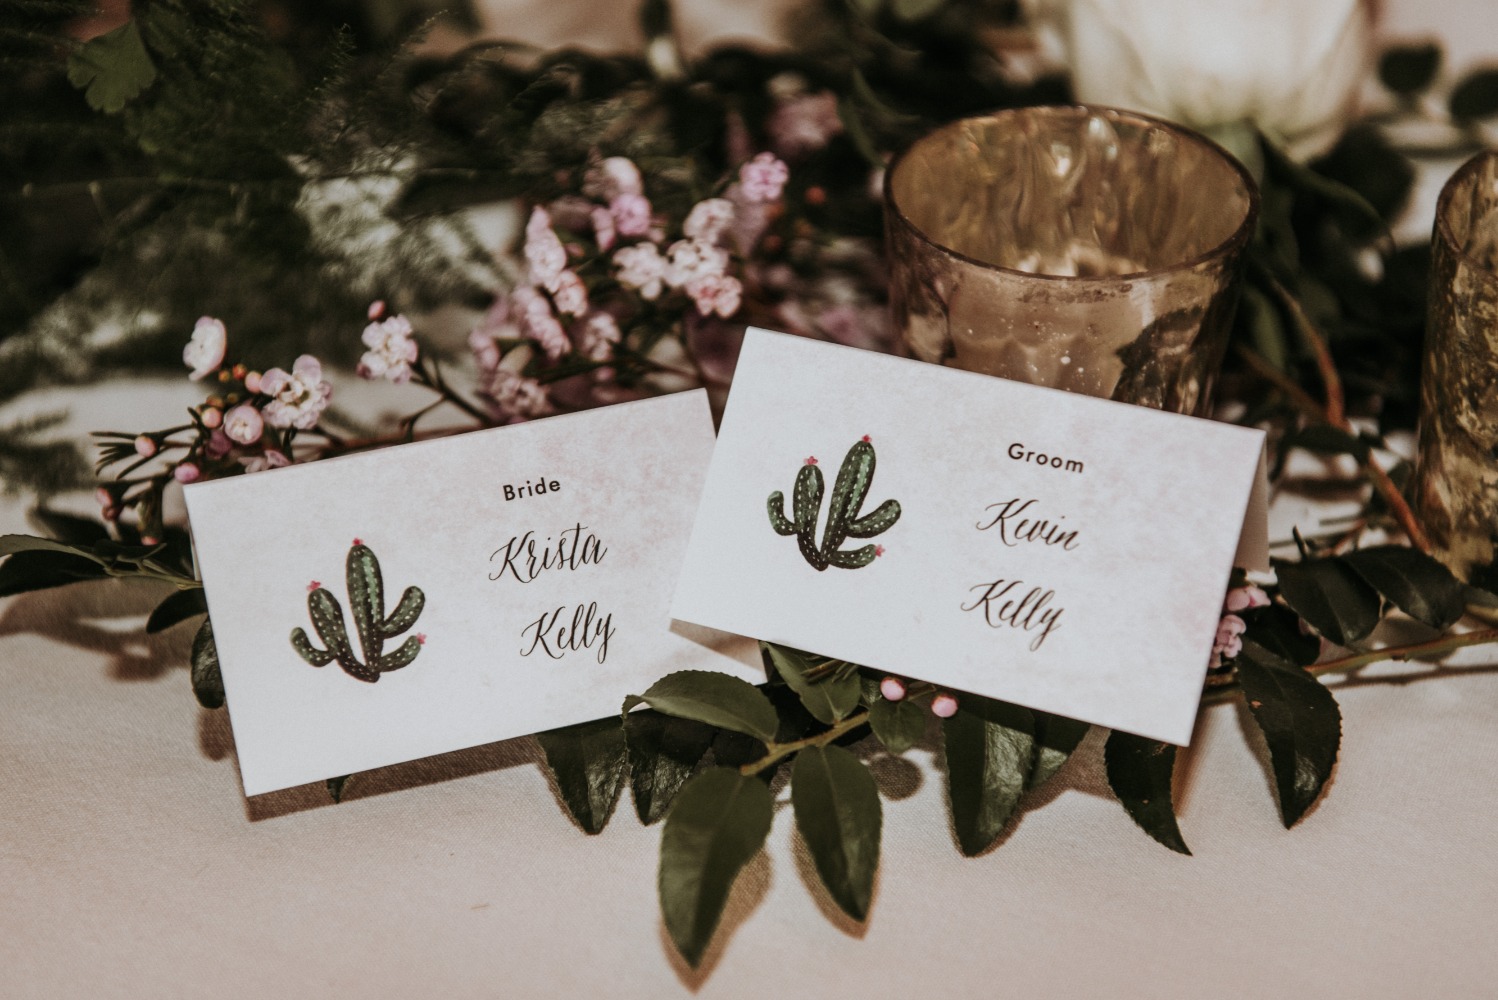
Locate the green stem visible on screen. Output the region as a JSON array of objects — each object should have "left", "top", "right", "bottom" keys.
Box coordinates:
[
  {"left": 1202, "top": 627, "right": 1498, "bottom": 703},
  {"left": 739, "top": 711, "right": 871, "bottom": 777}
]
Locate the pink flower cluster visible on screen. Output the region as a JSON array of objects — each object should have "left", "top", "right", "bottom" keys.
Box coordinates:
[{"left": 1210, "top": 585, "right": 1271, "bottom": 667}]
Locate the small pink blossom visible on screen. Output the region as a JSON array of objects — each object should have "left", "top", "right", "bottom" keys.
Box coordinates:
[
  {"left": 241, "top": 449, "right": 290, "bottom": 474},
  {"left": 880, "top": 677, "right": 906, "bottom": 702},
  {"left": 609, "top": 193, "right": 653, "bottom": 238},
  {"left": 768, "top": 90, "right": 844, "bottom": 159},
  {"left": 1224, "top": 586, "right": 1271, "bottom": 613},
  {"left": 307, "top": 580, "right": 321, "bottom": 593},
  {"left": 686, "top": 274, "right": 743, "bottom": 318},
  {"left": 591, "top": 207, "right": 617, "bottom": 251},
  {"left": 524, "top": 207, "right": 568, "bottom": 290},
  {"left": 683, "top": 198, "right": 735, "bottom": 244},
  {"left": 584, "top": 156, "right": 643, "bottom": 200},
  {"left": 358, "top": 314, "right": 419, "bottom": 384},
  {"left": 484, "top": 368, "right": 552, "bottom": 422},
  {"left": 183, "top": 316, "right": 227, "bottom": 381},
  {"left": 134, "top": 435, "right": 157, "bottom": 458},
  {"left": 173, "top": 462, "right": 201, "bottom": 484},
  {"left": 805, "top": 456, "right": 818, "bottom": 465},
  {"left": 417, "top": 633, "right": 427, "bottom": 645},
  {"left": 574, "top": 312, "right": 621, "bottom": 362},
  {"left": 931, "top": 693, "right": 960, "bottom": 718},
  {"left": 222, "top": 404, "right": 264, "bottom": 445},
  {"left": 738, "top": 152, "right": 790, "bottom": 203},
  {"left": 244, "top": 371, "right": 262, "bottom": 394},
  {"left": 1212, "top": 613, "right": 1248, "bottom": 662},
  {"left": 367, "top": 300, "right": 386, "bottom": 321},
  {"left": 204, "top": 429, "right": 233, "bottom": 460},
  {"left": 614, "top": 243, "right": 667, "bottom": 300},
  {"left": 512, "top": 286, "right": 570, "bottom": 360},
  {"left": 468, "top": 328, "right": 502, "bottom": 374},
  {"left": 664, "top": 239, "right": 729, "bottom": 289},
  {"left": 551, "top": 270, "right": 589, "bottom": 318},
  {"left": 260, "top": 355, "right": 332, "bottom": 430},
  {"left": 200, "top": 407, "right": 223, "bottom": 430},
  {"left": 875, "top": 545, "right": 886, "bottom": 557}
]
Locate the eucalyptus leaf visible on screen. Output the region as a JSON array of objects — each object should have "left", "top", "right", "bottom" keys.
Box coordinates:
[
  {"left": 868, "top": 696, "right": 926, "bottom": 754},
  {"left": 1104, "top": 730, "right": 1190, "bottom": 855},
  {"left": 145, "top": 587, "right": 208, "bottom": 634},
  {"left": 536, "top": 715, "right": 629, "bottom": 834},
  {"left": 1027, "top": 712, "right": 1090, "bottom": 791},
  {"left": 1379, "top": 43, "right": 1441, "bottom": 95},
  {"left": 0, "top": 549, "right": 109, "bottom": 598},
  {"left": 659, "top": 767, "right": 774, "bottom": 968},
  {"left": 190, "top": 618, "right": 224, "bottom": 710},
  {"left": 791, "top": 745, "right": 881, "bottom": 922},
  {"left": 66, "top": 20, "right": 157, "bottom": 113},
  {"left": 762, "top": 643, "right": 860, "bottom": 725},
  {"left": 625, "top": 709, "right": 716, "bottom": 825},
  {"left": 1340, "top": 545, "right": 1466, "bottom": 631},
  {"left": 1273, "top": 556, "right": 1381, "bottom": 645},
  {"left": 941, "top": 697, "right": 1035, "bottom": 856},
  {"left": 1236, "top": 641, "right": 1342, "bottom": 827},
  {"left": 623, "top": 670, "right": 778, "bottom": 746},
  {"left": 1450, "top": 68, "right": 1498, "bottom": 121}
]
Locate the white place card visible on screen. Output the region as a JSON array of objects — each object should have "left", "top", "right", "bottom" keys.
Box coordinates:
[
  {"left": 671, "top": 329, "right": 1268, "bottom": 746},
  {"left": 185, "top": 390, "right": 758, "bottom": 796}
]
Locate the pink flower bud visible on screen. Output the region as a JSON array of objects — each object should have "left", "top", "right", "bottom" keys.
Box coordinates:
[
  {"left": 368, "top": 300, "right": 387, "bottom": 320},
  {"left": 931, "top": 693, "right": 960, "bottom": 718},
  {"left": 1225, "top": 585, "right": 1271, "bottom": 612},
  {"left": 200, "top": 407, "right": 223, "bottom": 430},
  {"left": 95, "top": 487, "right": 114, "bottom": 510},
  {"left": 879, "top": 677, "right": 906, "bottom": 701},
  {"left": 222, "top": 404, "right": 264, "bottom": 446},
  {"left": 173, "top": 462, "right": 202, "bottom": 484},
  {"left": 134, "top": 435, "right": 157, "bottom": 458},
  {"left": 244, "top": 371, "right": 262, "bottom": 394},
  {"left": 140, "top": 535, "right": 160, "bottom": 546}
]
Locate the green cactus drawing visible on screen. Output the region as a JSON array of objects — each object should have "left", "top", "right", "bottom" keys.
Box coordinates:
[
  {"left": 768, "top": 436, "right": 901, "bottom": 571},
  {"left": 291, "top": 539, "right": 426, "bottom": 683}
]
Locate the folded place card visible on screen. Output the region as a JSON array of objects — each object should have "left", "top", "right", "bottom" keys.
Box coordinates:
[
  {"left": 185, "top": 390, "right": 758, "bottom": 796},
  {"left": 671, "top": 329, "right": 1268, "bottom": 746}
]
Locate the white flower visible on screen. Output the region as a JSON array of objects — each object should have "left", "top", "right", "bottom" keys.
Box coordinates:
[
  {"left": 1060, "top": 0, "right": 1373, "bottom": 159},
  {"left": 683, "top": 198, "right": 735, "bottom": 244},
  {"left": 260, "top": 355, "right": 332, "bottom": 430},
  {"left": 574, "top": 312, "right": 621, "bottom": 361},
  {"left": 686, "top": 274, "right": 743, "bottom": 319},
  {"left": 357, "top": 315, "right": 419, "bottom": 384},
  {"left": 486, "top": 368, "right": 552, "bottom": 420},
  {"left": 551, "top": 270, "right": 589, "bottom": 318},
  {"left": 584, "top": 157, "right": 643, "bottom": 201},
  {"left": 664, "top": 239, "right": 729, "bottom": 290},
  {"left": 614, "top": 243, "right": 667, "bottom": 300},
  {"left": 183, "top": 316, "right": 227, "bottom": 381},
  {"left": 222, "top": 404, "right": 263, "bottom": 446}
]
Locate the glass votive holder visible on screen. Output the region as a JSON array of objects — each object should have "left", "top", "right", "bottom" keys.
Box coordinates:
[
  {"left": 884, "top": 106, "right": 1258, "bottom": 415},
  {"left": 1414, "top": 149, "right": 1498, "bottom": 581}
]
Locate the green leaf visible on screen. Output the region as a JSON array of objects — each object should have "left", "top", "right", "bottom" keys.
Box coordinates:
[
  {"left": 941, "top": 696, "right": 1035, "bottom": 856},
  {"left": 868, "top": 696, "right": 927, "bottom": 754},
  {"left": 1273, "top": 556, "right": 1382, "bottom": 645},
  {"left": 762, "top": 643, "right": 860, "bottom": 725},
  {"left": 791, "top": 745, "right": 882, "bottom": 922},
  {"left": 327, "top": 775, "right": 350, "bottom": 803},
  {"left": 0, "top": 533, "right": 103, "bottom": 561},
  {"left": 1104, "top": 730, "right": 1190, "bottom": 855},
  {"left": 145, "top": 588, "right": 208, "bottom": 634},
  {"left": 624, "top": 709, "right": 716, "bottom": 825},
  {"left": 0, "top": 549, "right": 108, "bottom": 598},
  {"left": 1236, "top": 641, "right": 1342, "bottom": 827},
  {"left": 1244, "top": 603, "right": 1323, "bottom": 667},
  {"left": 659, "top": 767, "right": 774, "bottom": 968},
  {"left": 1450, "top": 68, "right": 1498, "bottom": 121},
  {"left": 66, "top": 20, "right": 157, "bottom": 113},
  {"left": 1340, "top": 545, "right": 1466, "bottom": 631},
  {"left": 623, "top": 671, "right": 778, "bottom": 746},
  {"left": 536, "top": 716, "right": 629, "bottom": 834},
  {"left": 1027, "top": 712, "right": 1090, "bottom": 791},
  {"left": 1379, "top": 42, "right": 1442, "bottom": 95},
  {"left": 190, "top": 618, "right": 224, "bottom": 710}
]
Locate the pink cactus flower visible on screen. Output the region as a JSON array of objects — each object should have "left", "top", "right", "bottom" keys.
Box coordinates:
[
  {"left": 307, "top": 580, "right": 321, "bottom": 593},
  {"left": 875, "top": 545, "right": 886, "bottom": 557},
  {"left": 805, "top": 456, "right": 817, "bottom": 465}
]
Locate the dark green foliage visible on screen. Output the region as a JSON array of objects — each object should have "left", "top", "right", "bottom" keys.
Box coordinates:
[
  {"left": 1450, "top": 67, "right": 1498, "bottom": 121},
  {"left": 1027, "top": 711, "right": 1089, "bottom": 791},
  {"left": 1340, "top": 545, "right": 1466, "bottom": 631},
  {"left": 145, "top": 587, "right": 207, "bottom": 633},
  {"left": 190, "top": 617, "right": 224, "bottom": 710},
  {"left": 1273, "top": 556, "right": 1381, "bottom": 646},
  {"left": 1379, "top": 43, "right": 1441, "bottom": 96},
  {"left": 1236, "top": 641, "right": 1342, "bottom": 827},
  {"left": 867, "top": 695, "right": 926, "bottom": 754},
  {"left": 762, "top": 642, "right": 860, "bottom": 724},
  {"left": 1104, "top": 730, "right": 1189, "bottom": 855},
  {"left": 941, "top": 695, "right": 1034, "bottom": 856},
  {"left": 537, "top": 715, "right": 630, "bottom": 834},
  {"left": 327, "top": 775, "right": 350, "bottom": 803},
  {"left": 623, "top": 670, "right": 779, "bottom": 746},
  {"left": 624, "top": 709, "right": 716, "bottom": 825},
  {"left": 791, "top": 744, "right": 881, "bottom": 921},
  {"left": 659, "top": 767, "right": 773, "bottom": 968}
]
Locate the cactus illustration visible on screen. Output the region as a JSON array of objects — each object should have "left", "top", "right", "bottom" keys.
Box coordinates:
[
  {"left": 291, "top": 539, "right": 426, "bottom": 682},
  {"left": 768, "top": 436, "right": 901, "bottom": 571}
]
